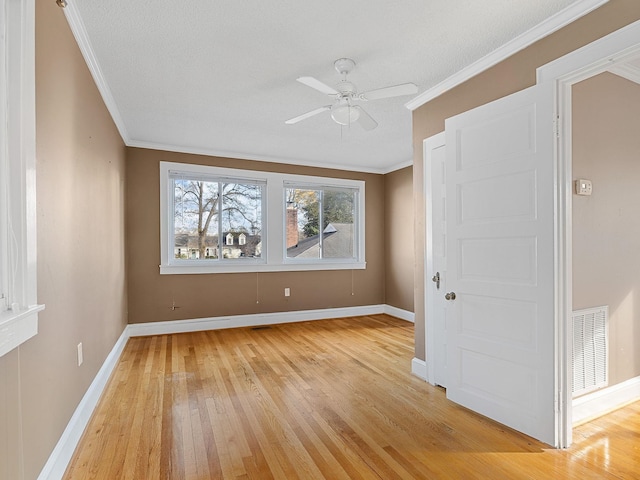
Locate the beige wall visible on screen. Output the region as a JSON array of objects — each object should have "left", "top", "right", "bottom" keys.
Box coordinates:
[
  {"left": 384, "top": 166, "right": 414, "bottom": 313},
  {"left": 572, "top": 72, "right": 640, "bottom": 387},
  {"left": 412, "top": 0, "right": 640, "bottom": 360},
  {"left": 126, "top": 148, "right": 385, "bottom": 324},
  {"left": 0, "top": 351, "right": 22, "bottom": 480},
  {"left": 0, "top": 2, "right": 128, "bottom": 479},
  {"left": 7, "top": 2, "right": 638, "bottom": 475}
]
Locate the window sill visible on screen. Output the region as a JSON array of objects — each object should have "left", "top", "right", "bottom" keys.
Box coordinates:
[
  {"left": 160, "top": 262, "right": 366, "bottom": 275},
  {"left": 0, "top": 304, "right": 45, "bottom": 358}
]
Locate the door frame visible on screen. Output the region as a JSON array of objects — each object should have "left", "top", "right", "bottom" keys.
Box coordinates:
[
  {"left": 422, "top": 19, "right": 640, "bottom": 448},
  {"left": 424, "top": 132, "right": 446, "bottom": 386},
  {"left": 540, "top": 19, "right": 640, "bottom": 448}
]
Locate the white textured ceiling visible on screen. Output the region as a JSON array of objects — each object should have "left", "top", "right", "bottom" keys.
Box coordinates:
[{"left": 67, "top": 0, "right": 594, "bottom": 173}]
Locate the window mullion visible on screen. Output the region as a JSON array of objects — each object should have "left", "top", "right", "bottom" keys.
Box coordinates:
[
  {"left": 216, "top": 181, "right": 222, "bottom": 260},
  {"left": 160, "top": 161, "right": 364, "bottom": 274},
  {"left": 318, "top": 189, "right": 324, "bottom": 260}
]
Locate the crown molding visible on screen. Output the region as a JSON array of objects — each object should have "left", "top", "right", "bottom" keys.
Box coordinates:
[
  {"left": 405, "top": 0, "right": 609, "bottom": 111},
  {"left": 62, "top": 2, "right": 130, "bottom": 144},
  {"left": 127, "top": 139, "right": 397, "bottom": 175},
  {"left": 608, "top": 62, "right": 640, "bottom": 85},
  {"left": 62, "top": 0, "right": 606, "bottom": 172},
  {"left": 61, "top": 2, "right": 406, "bottom": 176},
  {"left": 381, "top": 159, "right": 413, "bottom": 174}
]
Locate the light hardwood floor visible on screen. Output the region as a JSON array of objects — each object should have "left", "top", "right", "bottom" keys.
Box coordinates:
[{"left": 64, "top": 315, "right": 640, "bottom": 479}]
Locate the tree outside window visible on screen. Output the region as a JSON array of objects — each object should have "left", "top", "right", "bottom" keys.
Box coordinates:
[
  {"left": 161, "top": 162, "right": 365, "bottom": 274},
  {"left": 173, "top": 177, "right": 263, "bottom": 260},
  {"left": 285, "top": 187, "right": 356, "bottom": 260}
]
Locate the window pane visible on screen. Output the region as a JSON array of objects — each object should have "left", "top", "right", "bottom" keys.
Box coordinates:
[
  {"left": 162, "top": 162, "right": 364, "bottom": 273},
  {"left": 322, "top": 188, "right": 355, "bottom": 259},
  {"left": 173, "top": 179, "right": 219, "bottom": 260},
  {"left": 286, "top": 188, "right": 320, "bottom": 259},
  {"left": 221, "top": 183, "right": 262, "bottom": 259},
  {"left": 285, "top": 187, "right": 356, "bottom": 260}
]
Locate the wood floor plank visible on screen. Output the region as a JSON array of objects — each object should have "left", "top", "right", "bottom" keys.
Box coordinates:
[{"left": 64, "top": 315, "right": 640, "bottom": 479}]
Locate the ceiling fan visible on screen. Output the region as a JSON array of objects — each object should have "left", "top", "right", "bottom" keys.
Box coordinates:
[{"left": 285, "top": 58, "right": 418, "bottom": 131}]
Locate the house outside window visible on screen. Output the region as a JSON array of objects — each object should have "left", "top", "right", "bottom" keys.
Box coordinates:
[
  {"left": 285, "top": 186, "right": 357, "bottom": 261},
  {"left": 169, "top": 168, "right": 264, "bottom": 266},
  {"left": 160, "top": 162, "right": 365, "bottom": 274}
]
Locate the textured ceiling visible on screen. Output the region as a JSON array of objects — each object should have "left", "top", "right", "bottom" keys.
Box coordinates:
[{"left": 66, "top": 0, "right": 593, "bottom": 173}]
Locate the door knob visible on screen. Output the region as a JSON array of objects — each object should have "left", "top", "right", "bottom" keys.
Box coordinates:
[
  {"left": 432, "top": 272, "right": 440, "bottom": 289},
  {"left": 445, "top": 292, "right": 456, "bottom": 301}
]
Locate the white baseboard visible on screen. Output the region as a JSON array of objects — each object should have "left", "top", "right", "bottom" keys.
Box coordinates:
[
  {"left": 383, "top": 305, "right": 415, "bottom": 323},
  {"left": 38, "top": 303, "right": 405, "bottom": 479},
  {"left": 127, "top": 304, "right": 387, "bottom": 337},
  {"left": 411, "top": 357, "right": 428, "bottom": 381},
  {"left": 37, "top": 328, "right": 130, "bottom": 480},
  {"left": 572, "top": 375, "right": 640, "bottom": 425}
]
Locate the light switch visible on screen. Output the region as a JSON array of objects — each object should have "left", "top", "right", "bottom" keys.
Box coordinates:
[{"left": 575, "top": 179, "right": 592, "bottom": 196}]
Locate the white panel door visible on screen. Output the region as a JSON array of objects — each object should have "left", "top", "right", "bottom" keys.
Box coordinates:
[
  {"left": 445, "top": 83, "right": 557, "bottom": 446},
  {"left": 424, "top": 133, "right": 448, "bottom": 388}
]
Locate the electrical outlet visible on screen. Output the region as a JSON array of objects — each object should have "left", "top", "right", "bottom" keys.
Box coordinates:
[
  {"left": 77, "top": 343, "right": 83, "bottom": 366},
  {"left": 284, "top": 287, "right": 290, "bottom": 297}
]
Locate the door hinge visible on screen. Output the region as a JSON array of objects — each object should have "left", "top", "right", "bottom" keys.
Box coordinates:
[
  {"left": 555, "top": 391, "right": 564, "bottom": 413},
  {"left": 554, "top": 115, "right": 560, "bottom": 139}
]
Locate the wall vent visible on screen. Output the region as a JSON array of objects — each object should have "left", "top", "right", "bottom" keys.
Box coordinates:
[{"left": 572, "top": 306, "right": 608, "bottom": 397}]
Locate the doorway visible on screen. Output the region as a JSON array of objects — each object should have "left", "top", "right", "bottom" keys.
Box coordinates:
[
  {"left": 566, "top": 55, "right": 640, "bottom": 423},
  {"left": 423, "top": 19, "right": 640, "bottom": 448},
  {"left": 424, "top": 133, "right": 447, "bottom": 388}
]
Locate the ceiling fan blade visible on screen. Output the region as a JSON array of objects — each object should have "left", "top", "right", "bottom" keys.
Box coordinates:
[
  {"left": 360, "top": 83, "right": 418, "bottom": 101},
  {"left": 297, "top": 76, "right": 339, "bottom": 96},
  {"left": 354, "top": 106, "right": 378, "bottom": 131},
  {"left": 285, "top": 105, "right": 331, "bottom": 125}
]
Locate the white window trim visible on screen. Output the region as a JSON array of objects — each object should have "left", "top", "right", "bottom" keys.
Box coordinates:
[
  {"left": 283, "top": 183, "right": 362, "bottom": 265},
  {"left": 163, "top": 164, "right": 268, "bottom": 269},
  {"left": 160, "top": 161, "right": 366, "bottom": 274},
  {"left": 0, "top": 0, "right": 44, "bottom": 358}
]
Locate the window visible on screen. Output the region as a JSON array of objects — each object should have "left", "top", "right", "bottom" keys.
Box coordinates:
[
  {"left": 160, "top": 162, "right": 365, "bottom": 274},
  {"left": 285, "top": 186, "right": 357, "bottom": 261},
  {"left": 171, "top": 171, "right": 264, "bottom": 263},
  {"left": 0, "top": 0, "right": 44, "bottom": 358}
]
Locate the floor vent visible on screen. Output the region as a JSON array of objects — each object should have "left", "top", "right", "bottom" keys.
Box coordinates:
[{"left": 572, "top": 306, "right": 608, "bottom": 397}]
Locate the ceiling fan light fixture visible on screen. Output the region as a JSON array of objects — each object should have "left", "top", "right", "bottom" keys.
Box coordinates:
[
  {"left": 334, "top": 58, "right": 356, "bottom": 75},
  {"left": 331, "top": 104, "right": 360, "bottom": 126},
  {"left": 287, "top": 57, "right": 416, "bottom": 130}
]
